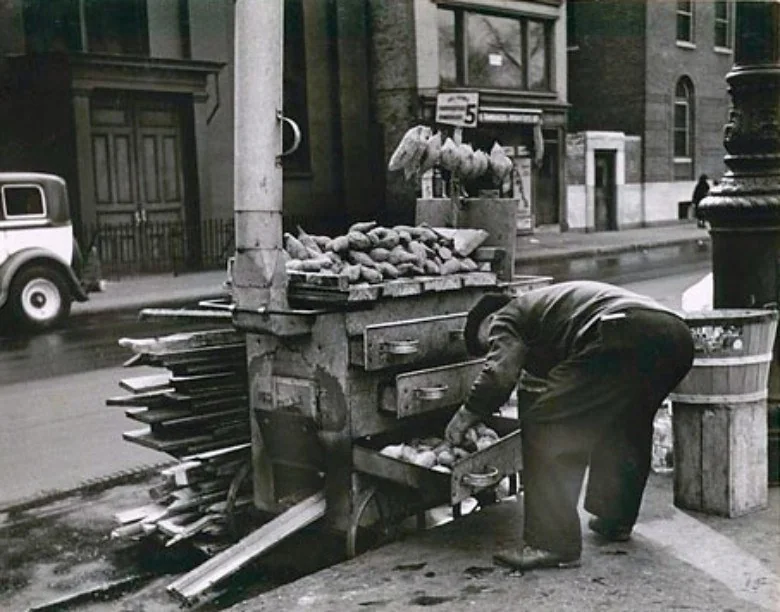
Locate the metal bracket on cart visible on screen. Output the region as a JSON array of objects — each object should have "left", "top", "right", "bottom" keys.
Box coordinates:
[{"left": 232, "top": 305, "right": 328, "bottom": 337}]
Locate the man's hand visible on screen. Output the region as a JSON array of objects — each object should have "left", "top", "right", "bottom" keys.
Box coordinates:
[{"left": 445, "top": 406, "right": 481, "bottom": 445}]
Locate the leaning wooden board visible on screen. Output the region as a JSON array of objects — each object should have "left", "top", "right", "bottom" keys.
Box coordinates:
[{"left": 287, "top": 271, "right": 499, "bottom": 304}]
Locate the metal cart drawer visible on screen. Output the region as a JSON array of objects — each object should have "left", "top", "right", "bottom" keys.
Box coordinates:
[
  {"left": 380, "top": 359, "right": 484, "bottom": 418},
  {"left": 353, "top": 415, "right": 522, "bottom": 506},
  {"left": 350, "top": 312, "right": 469, "bottom": 371}
]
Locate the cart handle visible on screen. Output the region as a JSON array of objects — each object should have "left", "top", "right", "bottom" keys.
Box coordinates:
[
  {"left": 383, "top": 339, "right": 420, "bottom": 355},
  {"left": 413, "top": 384, "right": 448, "bottom": 401},
  {"left": 462, "top": 466, "right": 501, "bottom": 489}
]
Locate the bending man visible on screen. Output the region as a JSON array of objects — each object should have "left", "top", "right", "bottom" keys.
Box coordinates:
[{"left": 445, "top": 280, "right": 694, "bottom": 570}]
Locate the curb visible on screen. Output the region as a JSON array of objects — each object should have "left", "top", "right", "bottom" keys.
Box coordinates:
[
  {"left": 515, "top": 235, "right": 711, "bottom": 265},
  {"left": 71, "top": 292, "right": 231, "bottom": 320},
  {"left": 0, "top": 460, "right": 174, "bottom": 516}
]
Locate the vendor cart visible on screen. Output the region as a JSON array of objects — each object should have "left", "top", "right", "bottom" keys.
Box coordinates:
[{"left": 232, "top": 197, "right": 550, "bottom": 558}]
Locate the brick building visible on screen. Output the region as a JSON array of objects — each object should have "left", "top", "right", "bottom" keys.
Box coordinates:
[
  {"left": 0, "top": 0, "right": 569, "bottom": 274},
  {"left": 566, "top": 0, "right": 734, "bottom": 230}
]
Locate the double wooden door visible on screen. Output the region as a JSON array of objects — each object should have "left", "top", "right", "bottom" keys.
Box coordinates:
[{"left": 90, "top": 93, "right": 189, "bottom": 271}]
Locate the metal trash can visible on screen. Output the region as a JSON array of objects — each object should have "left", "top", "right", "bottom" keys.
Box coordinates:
[{"left": 669, "top": 309, "right": 779, "bottom": 517}]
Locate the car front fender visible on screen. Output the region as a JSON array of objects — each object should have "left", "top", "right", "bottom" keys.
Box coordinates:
[{"left": 0, "top": 248, "right": 89, "bottom": 309}]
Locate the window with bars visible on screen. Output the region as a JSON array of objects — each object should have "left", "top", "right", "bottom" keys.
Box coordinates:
[
  {"left": 714, "top": 0, "right": 733, "bottom": 49},
  {"left": 23, "top": 0, "right": 149, "bottom": 55},
  {"left": 438, "top": 6, "right": 553, "bottom": 92},
  {"left": 676, "top": 0, "right": 694, "bottom": 44}
]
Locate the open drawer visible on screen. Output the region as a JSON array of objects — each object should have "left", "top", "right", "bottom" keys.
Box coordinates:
[
  {"left": 380, "top": 359, "right": 484, "bottom": 418},
  {"left": 350, "top": 312, "right": 469, "bottom": 371},
  {"left": 353, "top": 415, "right": 522, "bottom": 506}
]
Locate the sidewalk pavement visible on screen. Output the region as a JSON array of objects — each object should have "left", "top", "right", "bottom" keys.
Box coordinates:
[
  {"left": 232, "top": 472, "right": 779, "bottom": 612},
  {"left": 71, "top": 269, "right": 230, "bottom": 318},
  {"left": 70, "top": 221, "right": 710, "bottom": 318}
]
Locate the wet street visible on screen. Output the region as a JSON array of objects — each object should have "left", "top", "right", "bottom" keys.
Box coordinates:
[
  {"left": 0, "top": 254, "right": 711, "bottom": 388},
  {"left": 0, "top": 308, "right": 216, "bottom": 387}
]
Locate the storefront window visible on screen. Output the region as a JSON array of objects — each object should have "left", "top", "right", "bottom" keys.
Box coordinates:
[
  {"left": 527, "top": 20, "right": 549, "bottom": 91},
  {"left": 438, "top": 9, "right": 458, "bottom": 87},
  {"left": 466, "top": 13, "right": 524, "bottom": 89},
  {"left": 438, "top": 6, "right": 552, "bottom": 93}
]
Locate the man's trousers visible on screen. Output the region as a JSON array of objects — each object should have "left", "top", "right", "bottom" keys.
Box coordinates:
[{"left": 519, "top": 309, "right": 694, "bottom": 558}]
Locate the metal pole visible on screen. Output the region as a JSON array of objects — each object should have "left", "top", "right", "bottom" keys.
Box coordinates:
[
  {"left": 232, "top": 0, "right": 287, "bottom": 311},
  {"left": 699, "top": 0, "right": 780, "bottom": 482}
]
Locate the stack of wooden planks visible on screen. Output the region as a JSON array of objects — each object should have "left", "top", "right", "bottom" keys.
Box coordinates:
[
  {"left": 108, "top": 328, "right": 249, "bottom": 459},
  {"left": 111, "top": 443, "right": 252, "bottom": 553},
  {"left": 108, "top": 328, "right": 253, "bottom": 550}
]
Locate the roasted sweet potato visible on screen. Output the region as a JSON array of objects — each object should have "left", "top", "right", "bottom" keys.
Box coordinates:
[
  {"left": 328, "top": 235, "right": 350, "bottom": 254},
  {"left": 348, "top": 250, "right": 377, "bottom": 268},
  {"left": 360, "top": 265, "right": 383, "bottom": 284},
  {"left": 348, "top": 221, "right": 378, "bottom": 234},
  {"left": 347, "top": 231, "right": 372, "bottom": 251},
  {"left": 284, "top": 233, "right": 309, "bottom": 260}
]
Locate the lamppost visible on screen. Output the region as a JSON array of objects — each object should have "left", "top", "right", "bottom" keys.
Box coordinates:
[{"left": 698, "top": 0, "right": 780, "bottom": 481}]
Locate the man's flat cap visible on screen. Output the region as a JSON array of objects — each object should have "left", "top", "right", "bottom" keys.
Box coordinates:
[{"left": 464, "top": 293, "right": 512, "bottom": 356}]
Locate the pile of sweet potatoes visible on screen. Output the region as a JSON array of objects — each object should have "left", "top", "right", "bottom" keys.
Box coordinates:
[{"left": 284, "top": 221, "right": 483, "bottom": 284}]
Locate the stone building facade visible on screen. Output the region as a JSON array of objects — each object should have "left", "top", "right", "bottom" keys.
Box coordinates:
[{"left": 567, "top": 0, "right": 734, "bottom": 230}]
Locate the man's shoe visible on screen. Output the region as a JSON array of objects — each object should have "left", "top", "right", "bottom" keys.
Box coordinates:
[
  {"left": 588, "top": 517, "right": 632, "bottom": 542},
  {"left": 493, "top": 545, "right": 581, "bottom": 570}
]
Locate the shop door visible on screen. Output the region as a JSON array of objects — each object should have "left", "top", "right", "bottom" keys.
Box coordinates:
[
  {"left": 90, "top": 94, "right": 188, "bottom": 272},
  {"left": 536, "top": 136, "right": 560, "bottom": 226},
  {"left": 594, "top": 150, "right": 617, "bottom": 231}
]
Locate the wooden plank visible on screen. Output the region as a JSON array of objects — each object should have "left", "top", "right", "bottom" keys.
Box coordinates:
[
  {"left": 146, "top": 408, "right": 246, "bottom": 429},
  {"left": 157, "top": 343, "right": 247, "bottom": 365},
  {"left": 125, "top": 407, "right": 192, "bottom": 425},
  {"left": 421, "top": 275, "right": 462, "bottom": 292},
  {"left": 157, "top": 514, "right": 201, "bottom": 537},
  {"left": 114, "top": 503, "right": 167, "bottom": 526},
  {"left": 346, "top": 283, "right": 382, "bottom": 302},
  {"left": 120, "top": 373, "right": 171, "bottom": 394},
  {"left": 287, "top": 270, "right": 349, "bottom": 290},
  {"left": 106, "top": 388, "right": 174, "bottom": 407},
  {"left": 729, "top": 403, "right": 768, "bottom": 516},
  {"left": 118, "top": 329, "right": 244, "bottom": 356},
  {"left": 165, "top": 515, "right": 219, "bottom": 547},
  {"left": 672, "top": 403, "right": 703, "bottom": 512},
  {"left": 170, "top": 372, "right": 244, "bottom": 393},
  {"left": 122, "top": 428, "right": 215, "bottom": 453},
  {"left": 182, "top": 443, "right": 251, "bottom": 463},
  {"left": 461, "top": 271, "right": 498, "bottom": 287},
  {"left": 380, "top": 278, "right": 425, "bottom": 298},
  {"left": 167, "top": 491, "right": 326, "bottom": 605},
  {"left": 160, "top": 461, "right": 204, "bottom": 487}
]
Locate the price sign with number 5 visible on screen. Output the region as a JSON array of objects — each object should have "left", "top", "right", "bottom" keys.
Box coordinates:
[{"left": 436, "top": 92, "right": 479, "bottom": 128}]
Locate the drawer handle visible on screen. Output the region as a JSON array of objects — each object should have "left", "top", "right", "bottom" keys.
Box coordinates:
[
  {"left": 462, "top": 466, "right": 501, "bottom": 489},
  {"left": 414, "top": 384, "right": 449, "bottom": 401},
  {"left": 383, "top": 339, "right": 420, "bottom": 355}
]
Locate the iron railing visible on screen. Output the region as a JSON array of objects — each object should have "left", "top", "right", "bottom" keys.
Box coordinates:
[{"left": 84, "top": 218, "right": 235, "bottom": 278}]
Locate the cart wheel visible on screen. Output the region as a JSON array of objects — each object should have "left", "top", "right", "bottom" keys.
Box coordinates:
[
  {"left": 226, "top": 460, "right": 252, "bottom": 540},
  {"left": 346, "top": 486, "right": 404, "bottom": 559}
]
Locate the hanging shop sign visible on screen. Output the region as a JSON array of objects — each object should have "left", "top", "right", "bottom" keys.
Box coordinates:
[
  {"left": 478, "top": 107, "right": 542, "bottom": 125},
  {"left": 435, "top": 92, "right": 480, "bottom": 128}
]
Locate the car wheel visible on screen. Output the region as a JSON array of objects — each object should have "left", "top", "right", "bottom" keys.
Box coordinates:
[{"left": 9, "top": 265, "right": 72, "bottom": 331}]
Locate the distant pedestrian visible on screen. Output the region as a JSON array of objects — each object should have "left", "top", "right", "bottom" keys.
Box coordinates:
[{"left": 692, "top": 174, "right": 710, "bottom": 228}]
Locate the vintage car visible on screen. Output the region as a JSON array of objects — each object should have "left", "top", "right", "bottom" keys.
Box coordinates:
[{"left": 0, "top": 172, "right": 89, "bottom": 330}]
